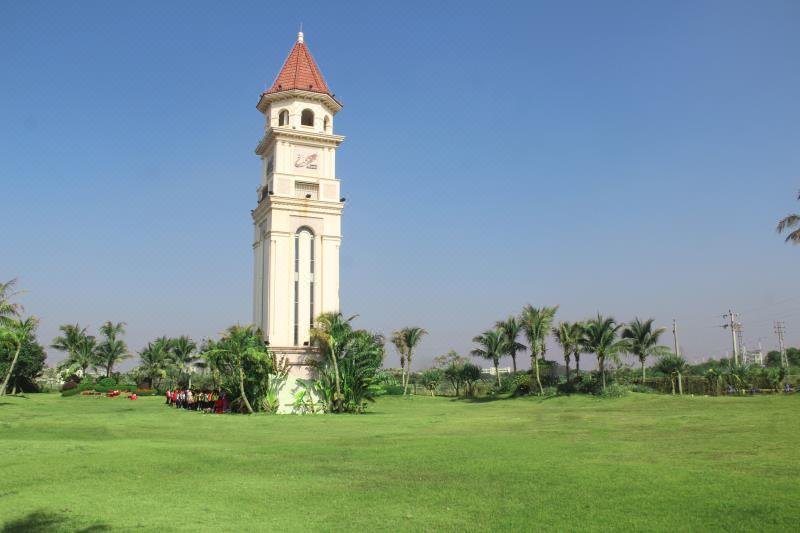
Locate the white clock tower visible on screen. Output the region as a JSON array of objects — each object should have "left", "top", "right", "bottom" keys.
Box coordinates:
[{"left": 252, "top": 32, "right": 344, "bottom": 411}]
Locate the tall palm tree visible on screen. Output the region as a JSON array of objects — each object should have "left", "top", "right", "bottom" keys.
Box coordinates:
[
  {"left": 0, "top": 316, "right": 38, "bottom": 395},
  {"left": 203, "top": 325, "right": 269, "bottom": 414},
  {"left": 520, "top": 305, "right": 559, "bottom": 394},
  {"left": 581, "top": 314, "right": 626, "bottom": 390},
  {"left": 393, "top": 327, "right": 428, "bottom": 396},
  {"left": 621, "top": 317, "right": 670, "bottom": 384},
  {"left": 471, "top": 329, "right": 509, "bottom": 387},
  {"left": 390, "top": 331, "right": 408, "bottom": 391},
  {"left": 0, "top": 278, "right": 23, "bottom": 327},
  {"left": 776, "top": 190, "right": 800, "bottom": 244},
  {"left": 138, "top": 340, "right": 170, "bottom": 389},
  {"left": 312, "top": 312, "right": 358, "bottom": 410},
  {"left": 170, "top": 335, "right": 197, "bottom": 388},
  {"left": 495, "top": 316, "right": 526, "bottom": 373},
  {"left": 572, "top": 322, "right": 585, "bottom": 378},
  {"left": 553, "top": 321, "right": 583, "bottom": 382},
  {"left": 51, "top": 323, "right": 88, "bottom": 364},
  {"left": 70, "top": 335, "right": 98, "bottom": 377},
  {"left": 96, "top": 321, "right": 129, "bottom": 377}
]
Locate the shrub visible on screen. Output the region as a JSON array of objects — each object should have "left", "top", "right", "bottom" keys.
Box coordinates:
[
  {"left": 557, "top": 381, "right": 577, "bottom": 395},
  {"left": 491, "top": 374, "right": 513, "bottom": 394},
  {"left": 61, "top": 381, "right": 78, "bottom": 393},
  {"left": 541, "top": 386, "right": 558, "bottom": 397},
  {"left": 598, "top": 384, "right": 629, "bottom": 398},
  {"left": 97, "top": 377, "right": 117, "bottom": 388},
  {"left": 77, "top": 377, "right": 95, "bottom": 392},
  {"left": 471, "top": 380, "right": 490, "bottom": 398},
  {"left": 628, "top": 383, "right": 654, "bottom": 394},
  {"left": 511, "top": 373, "right": 532, "bottom": 396},
  {"left": 61, "top": 386, "right": 79, "bottom": 397},
  {"left": 575, "top": 373, "right": 603, "bottom": 395}
]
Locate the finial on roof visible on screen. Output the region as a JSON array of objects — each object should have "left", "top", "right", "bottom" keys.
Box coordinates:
[{"left": 298, "top": 31, "right": 304, "bottom": 43}]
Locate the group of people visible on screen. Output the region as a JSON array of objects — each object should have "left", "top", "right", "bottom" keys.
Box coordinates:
[{"left": 166, "top": 389, "right": 229, "bottom": 414}]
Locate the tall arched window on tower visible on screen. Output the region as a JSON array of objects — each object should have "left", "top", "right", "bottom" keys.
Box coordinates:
[
  {"left": 301, "top": 109, "right": 314, "bottom": 127},
  {"left": 323, "top": 116, "right": 330, "bottom": 132},
  {"left": 278, "top": 109, "right": 289, "bottom": 126},
  {"left": 293, "top": 226, "right": 315, "bottom": 346}
]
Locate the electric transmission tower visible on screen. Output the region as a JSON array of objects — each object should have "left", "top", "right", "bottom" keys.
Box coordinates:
[
  {"left": 774, "top": 321, "right": 788, "bottom": 368},
  {"left": 722, "top": 310, "right": 741, "bottom": 365}
]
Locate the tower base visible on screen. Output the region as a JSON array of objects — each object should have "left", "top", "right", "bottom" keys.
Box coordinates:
[{"left": 270, "top": 346, "right": 324, "bottom": 414}]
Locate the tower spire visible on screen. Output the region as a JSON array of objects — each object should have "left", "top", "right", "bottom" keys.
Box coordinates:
[{"left": 261, "top": 31, "right": 332, "bottom": 96}]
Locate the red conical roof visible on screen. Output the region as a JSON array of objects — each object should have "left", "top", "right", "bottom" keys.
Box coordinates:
[{"left": 265, "top": 33, "right": 331, "bottom": 96}]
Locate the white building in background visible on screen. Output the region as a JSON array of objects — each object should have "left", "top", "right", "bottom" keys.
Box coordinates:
[
  {"left": 251, "top": 32, "right": 345, "bottom": 412},
  {"left": 481, "top": 367, "right": 512, "bottom": 376},
  {"left": 741, "top": 349, "right": 764, "bottom": 366}
]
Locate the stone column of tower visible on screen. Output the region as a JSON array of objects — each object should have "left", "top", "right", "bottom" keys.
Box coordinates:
[{"left": 252, "top": 32, "right": 344, "bottom": 412}]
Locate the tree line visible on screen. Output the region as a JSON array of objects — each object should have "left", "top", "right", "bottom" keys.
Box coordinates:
[{"left": 469, "top": 305, "right": 673, "bottom": 392}]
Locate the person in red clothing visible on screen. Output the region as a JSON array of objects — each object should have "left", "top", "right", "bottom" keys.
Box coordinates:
[{"left": 214, "top": 390, "right": 224, "bottom": 414}]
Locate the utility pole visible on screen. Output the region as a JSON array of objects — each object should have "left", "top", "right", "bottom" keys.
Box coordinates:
[
  {"left": 672, "top": 319, "right": 680, "bottom": 357},
  {"left": 723, "top": 310, "right": 740, "bottom": 365},
  {"left": 774, "top": 321, "right": 787, "bottom": 368}
]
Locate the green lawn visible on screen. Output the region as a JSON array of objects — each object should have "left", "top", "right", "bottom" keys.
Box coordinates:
[{"left": 1, "top": 393, "right": 798, "bottom": 531}]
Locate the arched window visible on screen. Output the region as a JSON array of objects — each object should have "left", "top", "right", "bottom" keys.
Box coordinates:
[
  {"left": 294, "top": 226, "right": 315, "bottom": 346},
  {"left": 323, "top": 116, "right": 330, "bottom": 132},
  {"left": 301, "top": 109, "right": 314, "bottom": 127},
  {"left": 278, "top": 109, "right": 289, "bottom": 126}
]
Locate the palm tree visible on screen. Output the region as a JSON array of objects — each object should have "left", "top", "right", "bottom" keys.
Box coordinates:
[
  {"left": 572, "top": 322, "right": 585, "bottom": 378},
  {"left": 70, "top": 335, "right": 98, "bottom": 377},
  {"left": 390, "top": 331, "right": 408, "bottom": 391},
  {"left": 96, "top": 321, "right": 129, "bottom": 377},
  {"left": 496, "top": 316, "right": 526, "bottom": 373},
  {"left": 553, "top": 321, "right": 582, "bottom": 382},
  {"left": 0, "top": 278, "right": 23, "bottom": 327},
  {"left": 312, "top": 312, "right": 357, "bottom": 410},
  {"left": 776, "top": 190, "right": 800, "bottom": 243},
  {"left": 203, "top": 325, "right": 269, "bottom": 414},
  {"left": 655, "top": 353, "right": 689, "bottom": 395},
  {"left": 0, "top": 316, "right": 38, "bottom": 395},
  {"left": 51, "top": 323, "right": 88, "bottom": 365},
  {"left": 170, "top": 335, "right": 198, "bottom": 387},
  {"left": 335, "top": 329, "right": 385, "bottom": 412},
  {"left": 621, "top": 318, "right": 670, "bottom": 384},
  {"left": 471, "top": 329, "right": 509, "bottom": 387},
  {"left": 392, "top": 327, "right": 427, "bottom": 396},
  {"left": 581, "top": 314, "right": 626, "bottom": 390},
  {"left": 138, "top": 340, "right": 171, "bottom": 390},
  {"left": 520, "top": 305, "right": 558, "bottom": 394}
]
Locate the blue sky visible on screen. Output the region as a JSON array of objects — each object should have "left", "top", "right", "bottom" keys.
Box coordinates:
[{"left": 2, "top": 0, "right": 799, "bottom": 370}]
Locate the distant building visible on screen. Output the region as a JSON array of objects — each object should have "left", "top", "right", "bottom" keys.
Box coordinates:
[
  {"left": 481, "top": 367, "right": 512, "bottom": 376},
  {"left": 741, "top": 349, "right": 764, "bottom": 366}
]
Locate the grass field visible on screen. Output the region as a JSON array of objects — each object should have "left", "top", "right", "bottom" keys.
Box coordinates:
[{"left": 1, "top": 393, "right": 798, "bottom": 531}]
